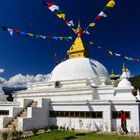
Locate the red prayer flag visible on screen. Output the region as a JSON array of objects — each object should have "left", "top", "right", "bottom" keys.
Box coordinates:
[
  {"left": 95, "top": 16, "right": 102, "bottom": 20},
  {"left": 14, "top": 29, "right": 20, "bottom": 33},
  {"left": 47, "top": 36, "right": 52, "bottom": 39},
  {"left": 47, "top": 2, "right": 54, "bottom": 7},
  {"left": 76, "top": 30, "right": 84, "bottom": 35}
]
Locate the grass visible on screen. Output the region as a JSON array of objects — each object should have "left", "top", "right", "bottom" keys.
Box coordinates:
[{"left": 23, "top": 130, "right": 140, "bottom": 140}]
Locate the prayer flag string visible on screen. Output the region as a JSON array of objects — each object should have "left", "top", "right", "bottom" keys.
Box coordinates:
[
  {"left": 41, "top": 1, "right": 77, "bottom": 34},
  {"left": 0, "top": 26, "right": 72, "bottom": 42},
  {"left": 88, "top": 41, "right": 140, "bottom": 62},
  {"left": 84, "top": 0, "right": 115, "bottom": 34}
]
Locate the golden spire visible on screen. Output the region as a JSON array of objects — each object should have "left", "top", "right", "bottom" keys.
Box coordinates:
[
  {"left": 67, "top": 36, "right": 88, "bottom": 59},
  {"left": 122, "top": 63, "right": 126, "bottom": 72},
  {"left": 67, "top": 21, "right": 88, "bottom": 59},
  {"left": 111, "top": 69, "right": 115, "bottom": 77}
]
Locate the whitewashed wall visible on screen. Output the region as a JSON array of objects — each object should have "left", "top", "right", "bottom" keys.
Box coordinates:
[
  {"left": 50, "top": 102, "right": 111, "bottom": 132},
  {"left": 18, "top": 98, "right": 50, "bottom": 131},
  {"left": 111, "top": 103, "right": 140, "bottom": 133}
]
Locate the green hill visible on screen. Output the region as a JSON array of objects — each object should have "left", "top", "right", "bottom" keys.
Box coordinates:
[{"left": 130, "top": 75, "right": 140, "bottom": 86}]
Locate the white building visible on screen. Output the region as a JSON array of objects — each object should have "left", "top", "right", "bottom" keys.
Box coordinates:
[{"left": 0, "top": 32, "right": 139, "bottom": 133}]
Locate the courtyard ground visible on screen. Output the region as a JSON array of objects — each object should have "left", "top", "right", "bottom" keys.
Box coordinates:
[{"left": 23, "top": 130, "right": 140, "bottom": 140}]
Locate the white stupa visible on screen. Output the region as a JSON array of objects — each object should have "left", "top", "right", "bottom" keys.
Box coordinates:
[
  {"left": 113, "top": 63, "right": 136, "bottom": 100},
  {"left": 136, "top": 88, "right": 140, "bottom": 101},
  {"left": 0, "top": 24, "right": 139, "bottom": 133}
]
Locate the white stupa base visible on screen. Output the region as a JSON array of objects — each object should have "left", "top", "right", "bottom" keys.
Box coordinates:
[
  {"left": 112, "top": 95, "right": 136, "bottom": 101},
  {"left": 0, "top": 94, "right": 8, "bottom": 102},
  {"left": 0, "top": 86, "right": 8, "bottom": 102}
]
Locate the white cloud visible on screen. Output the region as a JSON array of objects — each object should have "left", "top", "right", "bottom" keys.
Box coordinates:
[
  {"left": 4, "top": 73, "right": 50, "bottom": 88},
  {"left": 0, "top": 68, "right": 4, "bottom": 73},
  {"left": 34, "top": 74, "right": 49, "bottom": 82},
  {"left": 126, "top": 68, "right": 134, "bottom": 78}
]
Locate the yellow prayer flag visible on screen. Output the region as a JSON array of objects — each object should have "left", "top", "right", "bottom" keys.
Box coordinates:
[
  {"left": 89, "top": 23, "right": 95, "bottom": 27},
  {"left": 56, "top": 14, "right": 65, "bottom": 20},
  {"left": 89, "top": 41, "right": 94, "bottom": 45},
  {"left": 72, "top": 28, "right": 77, "bottom": 34},
  {"left": 109, "top": 51, "right": 114, "bottom": 56},
  {"left": 27, "top": 33, "right": 34, "bottom": 37},
  {"left": 106, "top": 0, "right": 115, "bottom": 8},
  {"left": 58, "top": 37, "right": 63, "bottom": 40}
]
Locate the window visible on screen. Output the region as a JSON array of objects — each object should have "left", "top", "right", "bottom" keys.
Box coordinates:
[
  {"left": 50, "top": 111, "right": 103, "bottom": 119},
  {"left": 65, "top": 112, "right": 69, "bottom": 117},
  {"left": 112, "top": 111, "right": 130, "bottom": 119},
  {"left": 97, "top": 112, "right": 103, "bottom": 118},
  {"left": 75, "top": 112, "right": 79, "bottom": 117},
  {"left": 86, "top": 112, "right": 91, "bottom": 118},
  {"left": 70, "top": 112, "right": 74, "bottom": 117},
  {"left": 0, "top": 110, "right": 9, "bottom": 115},
  {"left": 80, "top": 112, "right": 85, "bottom": 117}
]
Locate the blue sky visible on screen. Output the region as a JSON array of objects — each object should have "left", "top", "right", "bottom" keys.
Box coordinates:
[{"left": 0, "top": 0, "right": 140, "bottom": 79}]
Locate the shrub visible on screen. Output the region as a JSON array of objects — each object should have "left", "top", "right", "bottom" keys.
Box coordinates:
[
  {"left": 44, "top": 127, "right": 48, "bottom": 132},
  {"left": 31, "top": 128, "right": 38, "bottom": 135},
  {"left": 66, "top": 127, "right": 69, "bottom": 131},
  {"left": 71, "top": 128, "right": 75, "bottom": 132},
  {"left": 63, "top": 126, "right": 66, "bottom": 131},
  {"left": 48, "top": 125, "right": 54, "bottom": 130},
  {"left": 54, "top": 125, "right": 58, "bottom": 130},
  {"left": 18, "top": 131, "right": 23, "bottom": 138},
  {"left": 48, "top": 125, "right": 58, "bottom": 130},
  {"left": 2, "top": 132, "right": 8, "bottom": 140},
  {"left": 11, "top": 130, "right": 18, "bottom": 139},
  {"left": 59, "top": 126, "right": 63, "bottom": 130}
]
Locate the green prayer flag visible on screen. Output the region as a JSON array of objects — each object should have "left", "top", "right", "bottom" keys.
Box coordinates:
[
  {"left": 55, "top": 10, "right": 63, "bottom": 14},
  {"left": 103, "top": 6, "right": 110, "bottom": 12}
]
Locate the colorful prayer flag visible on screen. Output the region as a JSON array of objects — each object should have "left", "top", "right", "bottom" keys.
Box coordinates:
[
  {"left": 84, "top": 30, "right": 90, "bottom": 35},
  {"left": 27, "top": 33, "right": 34, "bottom": 36},
  {"left": 89, "top": 23, "right": 95, "bottom": 27},
  {"left": 7, "top": 28, "right": 13, "bottom": 35},
  {"left": 95, "top": 11, "right": 107, "bottom": 20},
  {"left": 0, "top": 24, "right": 72, "bottom": 42},
  {"left": 52, "top": 37, "right": 58, "bottom": 40},
  {"left": 65, "top": 20, "right": 74, "bottom": 27},
  {"left": 14, "top": 29, "right": 20, "bottom": 33},
  {"left": 47, "top": 2, "right": 59, "bottom": 12},
  {"left": 88, "top": 41, "right": 140, "bottom": 62},
  {"left": 103, "top": 6, "right": 110, "bottom": 12},
  {"left": 56, "top": 13, "right": 65, "bottom": 20},
  {"left": 106, "top": 0, "right": 115, "bottom": 8}
]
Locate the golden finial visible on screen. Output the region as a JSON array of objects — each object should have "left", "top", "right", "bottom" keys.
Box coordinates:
[
  {"left": 122, "top": 63, "right": 126, "bottom": 72},
  {"left": 111, "top": 69, "right": 115, "bottom": 76},
  {"left": 78, "top": 20, "right": 81, "bottom": 29},
  {"left": 76, "top": 20, "right": 83, "bottom": 36}
]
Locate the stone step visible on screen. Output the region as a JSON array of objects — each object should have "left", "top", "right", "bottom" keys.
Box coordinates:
[
  {"left": 23, "top": 109, "right": 27, "bottom": 112},
  {"left": 6, "top": 100, "right": 36, "bottom": 129},
  {"left": 31, "top": 101, "right": 38, "bottom": 107},
  {"left": 11, "top": 122, "right": 18, "bottom": 126},
  {"left": 20, "top": 113, "right": 27, "bottom": 117},
  {"left": 11, "top": 119, "right": 18, "bottom": 125},
  {"left": 22, "top": 111, "right": 27, "bottom": 115},
  {"left": 7, "top": 124, "right": 14, "bottom": 129}
]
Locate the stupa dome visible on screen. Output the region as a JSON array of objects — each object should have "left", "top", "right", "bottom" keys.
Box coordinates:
[
  {"left": 50, "top": 58, "right": 109, "bottom": 81},
  {"left": 117, "top": 79, "right": 132, "bottom": 88}
]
